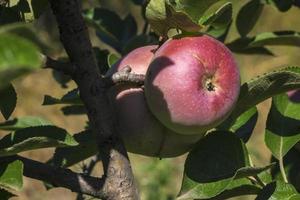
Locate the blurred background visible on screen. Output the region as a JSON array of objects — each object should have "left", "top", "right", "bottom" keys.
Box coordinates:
[{"left": 1, "top": 0, "right": 300, "bottom": 199}]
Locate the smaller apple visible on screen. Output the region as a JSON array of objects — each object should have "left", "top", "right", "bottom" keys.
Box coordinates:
[{"left": 287, "top": 89, "right": 300, "bottom": 103}]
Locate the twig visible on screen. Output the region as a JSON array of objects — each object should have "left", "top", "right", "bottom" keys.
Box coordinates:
[
  {"left": 48, "top": 0, "right": 139, "bottom": 199},
  {"left": 0, "top": 155, "right": 108, "bottom": 198}
]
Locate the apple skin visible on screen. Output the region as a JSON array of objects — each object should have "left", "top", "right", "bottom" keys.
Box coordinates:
[
  {"left": 107, "top": 45, "right": 203, "bottom": 157},
  {"left": 144, "top": 35, "right": 240, "bottom": 135},
  {"left": 287, "top": 89, "right": 300, "bottom": 103}
]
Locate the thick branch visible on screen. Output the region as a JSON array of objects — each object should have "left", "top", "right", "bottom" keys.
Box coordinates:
[
  {"left": 48, "top": 1, "right": 139, "bottom": 199},
  {"left": 1, "top": 155, "right": 108, "bottom": 198}
]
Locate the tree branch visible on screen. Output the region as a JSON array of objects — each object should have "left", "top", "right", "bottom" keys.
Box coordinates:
[
  {"left": 0, "top": 155, "right": 109, "bottom": 198},
  {"left": 48, "top": 1, "right": 139, "bottom": 199}
]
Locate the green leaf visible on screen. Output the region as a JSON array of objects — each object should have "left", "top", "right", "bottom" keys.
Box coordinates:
[
  {"left": 236, "top": 0, "right": 263, "bottom": 37},
  {"left": 0, "top": 33, "right": 42, "bottom": 89},
  {"left": 0, "top": 23, "right": 51, "bottom": 54},
  {"left": 178, "top": 131, "right": 269, "bottom": 199},
  {"left": 229, "top": 67, "right": 300, "bottom": 122},
  {"left": 0, "top": 188, "right": 15, "bottom": 200},
  {"left": 256, "top": 181, "right": 299, "bottom": 200},
  {"left": 0, "top": 126, "right": 78, "bottom": 157},
  {"left": 226, "top": 38, "right": 274, "bottom": 56},
  {"left": 265, "top": 93, "right": 300, "bottom": 159},
  {"left": 0, "top": 6, "right": 21, "bottom": 25},
  {"left": 17, "top": 0, "right": 31, "bottom": 13},
  {"left": 61, "top": 105, "right": 86, "bottom": 116},
  {"left": 107, "top": 53, "right": 120, "bottom": 68},
  {"left": 219, "top": 107, "right": 258, "bottom": 143},
  {"left": 0, "top": 160, "right": 23, "bottom": 191},
  {"left": 250, "top": 31, "right": 300, "bottom": 47},
  {"left": 42, "top": 89, "right": 82, "bottom": 106},
  {"left": 263, "top": 0, "right": 293, "bottom": 12},
  {"left": 271, "top": 148, "right": 300, "bottom": 191},
  {"left": 30, "top": 0, "right": 49, "bottom": 19},
  {"left": 0, "top": 116, "right": 52, "bottom": 131},
  {"left": 0, "top": 84, "right": 16, "bottom": 120},
  {"left": 146, "top": 0, "right": 233, "bottom": 36},
  {"left": 83, "top": 8, "right": 137, "bottom": 53},
  {"left": 50, "top": 130, "right": 98, "bottom": 167}
]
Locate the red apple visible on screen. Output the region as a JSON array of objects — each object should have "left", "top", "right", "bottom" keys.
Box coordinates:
[
  {"left": 287, "top": 89, "right": 300, "bottom": 103},
  {"left": 144, "top": 35, "right": 240, "bottom": 135},
  {"left": 107, "top": 45, "right": 202, "bottom": 157}
]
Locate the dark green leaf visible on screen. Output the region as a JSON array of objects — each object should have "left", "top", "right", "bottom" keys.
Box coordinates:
[
  {"left": 42, "top": 89, "right": 81, "bottom": 106},
  {"left": 263, "top": 0, "right": 293, "bottom": 12},
  {"left": 265, "top": 93, "right": 300, "bottom": 159},
  {"left": 236, "top": 0, "right": 263, "bottom": 37},
  {"left": 0, "top": 116, "right": 52, "bottom": 131},
  {"left": 226, "top": 37, "right": 274, "bottom": 55},
  {"left": 50, "top": 130, "right": 97, "bottom": 167},
  {"left": 250, "top": 31, "right": 300, "bottom": 47},
  {"left": 0, "top": 188, "right": 15, "bottom": 200},
  {"left": 0, "top": 33, "right": 42, "bottom": 89},
  {"left": 122, "top": 34, "right": 158, "bottom": 55},
  {"left": 0, "top": 160, "right": 23, "bottom": 191},
  {"left": 31, "top": 0, "right": 49, "bottom": 19},
  {"left": 256, "top": 181, "right": 299, "bottom": 200},
  {"left": 219, "top": 107, "right": 258, "bottom": 143},
  {"left": 271, "top": 148, "right": 300, "bottom": 192},
  {"left": 0, "top": 6, "right": 21, "bottom": 25},
  {"left": 0, "top": 84, "right": 16, "bottom": 120},
  {"left": 0, "top": 126, "right": 78, "bottom": 156},
  {"left": 131, "top": 0, "right": 145, "bottom": 5},
  {"left": 17, "top": 0, "right": 31, "bottom": 13},
  {"left": 93, "top": 47, "right": 110, "bottom": 74},
  {"left": 178, "top": 131, "right": 251, "bottom": 199},
  {"left": 61, "top": 105, "right": 86, "bottom": 116},
  {"left": 228, "top": 67, "right": 300, "bottom": 122}
]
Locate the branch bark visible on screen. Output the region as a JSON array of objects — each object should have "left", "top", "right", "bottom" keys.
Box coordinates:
[
  {"left": 47, "top": 1, "right": 139, "bottom": 199},
  {"left": 1, "top": 155, "right": 108, "bottom": 198}
]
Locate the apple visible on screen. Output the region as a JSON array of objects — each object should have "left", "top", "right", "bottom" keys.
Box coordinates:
[
  {"left": 287, "top": 89, "right": 300, "bottom": 103},
  {"left": 144, "top": 35, "right": 240, "bottom": 135},
  {"left": 107, "top": 45, "right": 202, "bottom": 157}
]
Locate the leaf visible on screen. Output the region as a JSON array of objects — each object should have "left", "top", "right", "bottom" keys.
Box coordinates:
[
  {"left": 263, "top": 0, "right": 293, "bottom": 12},
  {"left": 0, "top": 188, "right": 15, "bottom": 200},
  {"left": 93, "top": 47, "right": 110, "bottom": 74},
  {"left": 0, "top": 160, "right": 23, "bottom": 191},
  {"left": 83, "top": 8, "right": 137, "bottom": 53},
  {"left": 0, "top": 6, "right": 21, "bottom": 25},
  {"left": 228, "top": 67, "right": 300, "bottom": 122},
  {"left": 219, "top": 107, "right": 258, "bottom": 143},
  {"left": 50, "top": 130, "right": 98, "bottom": 167},
  {"left": 265, "top": 93, "right": 300, "bottom": 159},
  {"left": 256, "top": 181, "right": 299, "bottom": 200},
  {"left": 249, "top": 31, "right": 300, "bottom": 47},
  {"left": 271, "top": 148, "right": 300, "bottom": 191},
  {"left": 146, "top": 0, "right": 233, "bottom": 36},
  {"left": 236, "top": 0, "right": 263, "bottom": 37},
  {"left": 0, "top": 116, "right": 52, "bottom": 131},
  {"left": 0, "top": 33, "right": 42, "bottom": 89},
  {"left": 30, "top": 0, "right": 49, "bottom": 19},
  {"left": 42, "top": 89, "right": 82, "bottom": 106},
  {"left": 122, "top": 34, "right": 159, "bottom": 55},
  {"left": 107, "top": 53, "right": 120, "bottom": 68},
  {"left": 0, "top": 23, "right": 51, "bottom": 53},
  {"left": 17, "top": 0, "right": 31, "bottom": 13},
  {"left": 0, "top": 126, "right": 78, "bottom": 157},
  {"left": 61, "top": 105, "right": 86, "bottom": 116},
  {"left": 178, "top": 131, "right": 270, "bottom": 199},
  {"left": 0, "top": 84, "right": 16, "bottom": 120},
  {"left": 226, "top": 37, "right": 274, "bottom": 56}
]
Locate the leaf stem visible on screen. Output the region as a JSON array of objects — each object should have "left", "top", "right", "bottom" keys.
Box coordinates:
[{"left": 279, "top": 156, "right": 288, "bottom": 183}]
